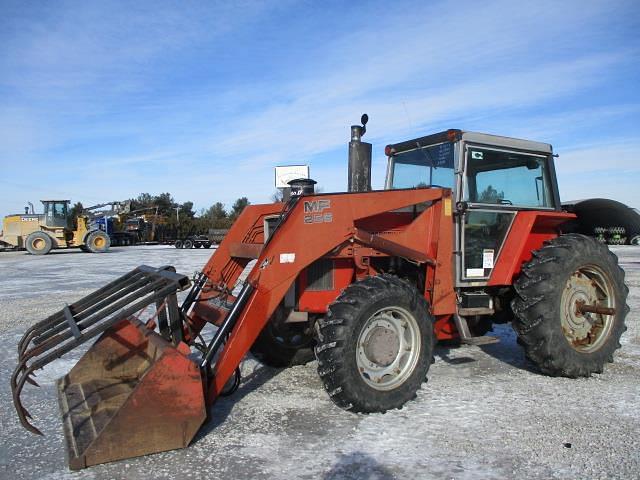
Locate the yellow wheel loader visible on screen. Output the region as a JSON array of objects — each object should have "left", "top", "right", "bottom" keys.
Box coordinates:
[{"left": 0, "top": 200, "right": 110, "bottom": 255}]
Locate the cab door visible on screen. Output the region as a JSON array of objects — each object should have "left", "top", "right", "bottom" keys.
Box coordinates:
[
  {"left": 456, "top": 144, "right": 557, "bottom": 285},
  {"left": 44, "top": 201, "right": 70, "bottom": 228}
]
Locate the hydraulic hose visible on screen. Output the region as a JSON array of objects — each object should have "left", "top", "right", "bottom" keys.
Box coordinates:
[{"left": 200, "top": 282, "right": 255, "bottom": 369}]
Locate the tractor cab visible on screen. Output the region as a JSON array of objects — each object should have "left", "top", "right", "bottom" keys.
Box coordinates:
[
  {"left": 41, "top": 200, "right": 71, "bottom": 229},
  {"left": 385, "top": 130, "right": 561, "bottom": 285}
]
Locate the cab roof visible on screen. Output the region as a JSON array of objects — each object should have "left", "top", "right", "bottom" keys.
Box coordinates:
[{"left": 386, "top": 129, "right": 553, "bottom": 155}]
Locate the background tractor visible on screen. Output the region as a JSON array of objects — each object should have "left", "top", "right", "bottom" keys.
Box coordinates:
[
  {"left": 0, "top": 200, "right": 112, "bottom": 255},
  {"left": 11, "top": 117, "right": 629, "bottom": 470}
]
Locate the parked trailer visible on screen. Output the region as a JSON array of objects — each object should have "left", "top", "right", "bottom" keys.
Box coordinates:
[
  {"left": 174, "top": 230, "right": 229, "bottom": 249},
  {"left": 174, "top": 235, "right": 212, "bottom": 249}
]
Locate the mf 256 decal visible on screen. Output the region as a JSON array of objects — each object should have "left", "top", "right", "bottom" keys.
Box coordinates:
[{"left": 303, "top": 199, "right": 332, "bottom": 224}]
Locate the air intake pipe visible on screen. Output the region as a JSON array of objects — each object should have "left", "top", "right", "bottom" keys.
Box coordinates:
[{"left": 348, "top": 114, "right": 372, "bottom": 192}]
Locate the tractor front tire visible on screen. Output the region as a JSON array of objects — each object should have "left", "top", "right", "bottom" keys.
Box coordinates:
[
  {"left": 314, "top": 274, "right": 434, "bottom": 413},
  {"left": 85, "top": 231, "right": 110, "bottom": 253},
  {"left": 251, "top": 312, "right": 315, "bottom": 368},
  {"left": 512, "top": 234, "right": 628, "bottom": 377},
  {"left": 25, "top": 232, "right": 53, "bottom": 255}
]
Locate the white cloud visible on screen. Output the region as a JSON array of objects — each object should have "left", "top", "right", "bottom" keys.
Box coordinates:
[
  {"left": 556, "top": 143, "right": 639, "bottom": 175},
  {"left": 0, "top": 0, "right": 638, "bottom": 218}
]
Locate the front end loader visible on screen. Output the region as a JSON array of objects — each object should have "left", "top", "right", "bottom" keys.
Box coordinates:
[
  {"left": 0, "top": 200, "right": 111, "bottom": 255},
  {"left": 10, "top": 119, "right": 629, "bottom": 469}
]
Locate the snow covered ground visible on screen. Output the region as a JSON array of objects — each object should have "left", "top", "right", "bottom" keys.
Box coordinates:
[{"left": 0, "top": 245, "right": 638, "bottom": 479}]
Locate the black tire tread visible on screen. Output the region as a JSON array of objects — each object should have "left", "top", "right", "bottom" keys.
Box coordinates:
[
  {"left": 511, "top": 233, "right": 628, "bottom": 377},
  {"left": 250, "top": 330, "right": 315, "bottom": 368},
  {"left": 86, "top": 230, "right": 110, "bottom": 253},
  {"left": 25, "top": 231, "right": 53, "bottom": 255},
  {"left": 314, "top": 274, "right": 434, "bottom": 413}
]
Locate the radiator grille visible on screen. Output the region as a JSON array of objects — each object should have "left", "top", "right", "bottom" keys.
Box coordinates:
[
  {"left": 264, "top": 217, "right": 280, "bottom": 240},
  {"left": 307, "top": 259, "right": 334, "bottom": 291}
]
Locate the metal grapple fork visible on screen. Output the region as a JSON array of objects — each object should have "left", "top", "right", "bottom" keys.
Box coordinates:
[{"left": 10, "top": 265, "right": 207, "bottom": 470}]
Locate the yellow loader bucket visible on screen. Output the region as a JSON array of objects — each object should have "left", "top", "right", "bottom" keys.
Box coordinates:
[
  {"left": 58, "top": 319, "right": 207, "bottom": 470},
  {"left": 11, "top": 265, "right": 207, "bottom": 470}
]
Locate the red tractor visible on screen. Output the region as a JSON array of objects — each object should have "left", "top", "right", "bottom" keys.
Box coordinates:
[{"left": 12, "top": 118, "right": 628, "bottom": 469}]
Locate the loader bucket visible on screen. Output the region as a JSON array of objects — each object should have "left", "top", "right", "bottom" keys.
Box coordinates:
[
  {"left": 57, "top": 318, "right": 207, "bottom": 470},
  {"left": 11, "top": 265, "right": 208, "bottom": 470}
]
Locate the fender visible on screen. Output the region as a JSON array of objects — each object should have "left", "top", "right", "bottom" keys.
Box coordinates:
[{"left": 488, "top": 210, "right": 575, "bottom": 286}]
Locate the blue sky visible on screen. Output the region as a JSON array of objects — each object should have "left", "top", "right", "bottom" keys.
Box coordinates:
[{"left": 1, "top": 0, "right": 639, "bottom": 219}]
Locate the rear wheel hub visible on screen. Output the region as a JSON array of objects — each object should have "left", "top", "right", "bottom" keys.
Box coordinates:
[{"left": 560, "top": 266, "right": 615, "bottom": 352}]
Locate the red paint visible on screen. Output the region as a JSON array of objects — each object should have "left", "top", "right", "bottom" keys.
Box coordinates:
[
  {"left": 488, "top": 211, "right": 575, "bottom": 286},
  {"left": 297, "top": 259, "right": 354, "bottom": 313},
  {"left": 198, "top": 189, "right": 456, "bottom": 403},
  {"left": 433, "top": 315, "right": 458, "bottom": 340}
]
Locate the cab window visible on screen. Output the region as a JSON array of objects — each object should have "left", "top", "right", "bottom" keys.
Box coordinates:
[
  {"left": 391, "top": 142, "right": 455, "bottom": 190},
  {"left": 53, "top": 202, "right": 67, "bottom": 217},
  {"left": 464, "top": 148, "right": 554, "bottom": 208}
]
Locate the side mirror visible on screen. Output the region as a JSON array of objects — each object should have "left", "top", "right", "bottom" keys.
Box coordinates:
[{"left": 526, "top": 158, "right": 539, "bottom": 170}]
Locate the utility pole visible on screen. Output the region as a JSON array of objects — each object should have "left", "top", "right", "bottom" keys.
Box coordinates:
[{"left": 175, "top": 207, "right": 180, "bottom": 240}]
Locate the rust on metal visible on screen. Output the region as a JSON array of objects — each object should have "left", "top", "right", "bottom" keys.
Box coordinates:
[
  {"left": 57, "top": 319, "right": 206, "bottom": 470},
  {"left": 228, "top": 242, "right": 263, "bottom": 259},
  {"left": 575, "top": 300, "right": 616, "bottom": 316}
]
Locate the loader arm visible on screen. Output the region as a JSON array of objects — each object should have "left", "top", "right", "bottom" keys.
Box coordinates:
[
  {"left": 187, "top": 203, "right": 285, "bottom": 334},
  {"left": 200, "top": 188, "right": 449, "bottom": 404}
]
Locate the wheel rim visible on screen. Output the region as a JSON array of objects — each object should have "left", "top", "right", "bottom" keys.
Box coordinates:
[
  {"left": 94, "top": 236, "right": 105, "bottom": 248},
  {"left": 560, "top": 265, "right": 616, "bottom": 353},
  {"left": 32, "top": 238, "right": 45, "bottom": 250},
  {"left": 356, "top": 306, "right": 421, "bottom": 391}
]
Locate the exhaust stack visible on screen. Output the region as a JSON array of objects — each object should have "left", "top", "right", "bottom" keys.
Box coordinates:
[{"left": 348, "top": 114, "right": 372, "bottom": 192}]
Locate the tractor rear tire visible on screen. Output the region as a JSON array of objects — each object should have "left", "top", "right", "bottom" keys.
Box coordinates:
[
  {"left": 174, "top": 240, "right": 183, "bottom": 249},
  {"left": 511, "top": 234, "right": 628, "bottom": 377},
  {"left": 25, "top": 232, "right": 53, "bottom": 255},
  {"left": 86, "top": 231, "right": 110, "bottom": 253},
  {"left": 314, "top": 274, "right": 434, "bottom": 413},
  {"left": 183, "top": 239, "right": 193, "bottom": 249}
]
